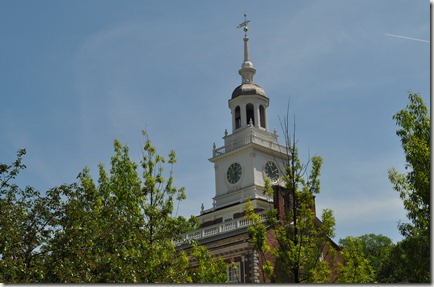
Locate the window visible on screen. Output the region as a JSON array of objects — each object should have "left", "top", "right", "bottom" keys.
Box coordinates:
[
  {"left": 223, "top": 215, "right": 233, "bottom": 222},
  {"left": 227, "top": 262, "right": 240, "bottom": 283}
]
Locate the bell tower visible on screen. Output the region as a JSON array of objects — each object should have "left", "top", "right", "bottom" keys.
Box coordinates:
[{"left": 207, "top": 16, "right": 288, "bottom": 210}]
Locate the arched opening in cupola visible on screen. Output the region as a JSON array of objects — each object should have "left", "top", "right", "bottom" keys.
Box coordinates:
[
  {"left": 246, "top": 104, "right": 255, "bottom": 126},
  {"left": 259, "top": 105, "right": 266, "bottom": 128},
  {"left": 235, "top": 106, "right": 241, "bottom": 129}
]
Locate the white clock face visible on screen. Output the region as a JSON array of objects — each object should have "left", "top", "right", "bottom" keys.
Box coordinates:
[
  {"left": 227, "top": 163, "right": 242, "bottom": 184},
  {"left": 265, "top": 161, "right": 279, "bottom": 182}
]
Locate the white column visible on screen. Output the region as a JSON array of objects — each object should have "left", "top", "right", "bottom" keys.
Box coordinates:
[
  {"left": 264, "top": 106, "right": 268, "bottom": 130},
  {"left": 231, "top": 107, "right": 235, "bottom": 132},
  {"left": 254, "top": 103, "right": 260, "bottom": 128}
]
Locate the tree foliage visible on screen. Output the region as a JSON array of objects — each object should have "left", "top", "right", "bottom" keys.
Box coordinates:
[
  {"left": 342, "top": 233, "right": 393, "bottom": 282},
  {"left": 245, "top": 112, "right": 377, "bottom": 283},
  {"left": 342, "top": 93, "right": 431, "bottom": 284},
  {"left": 0, "top": 149, "right": 53, "bottom": 282},
  {"left": 246, "top": 145, "right": 339, "bottom": 283},
  {"left": 387, "top": 92, "right": 430, "bottom": 283},
  {"left": 336, "top": 236, "right": 376, "bottom": 283},
  {"left": 0, "top": 132, "right": 227, "bottom": 283},
  {"left": 276, "top": 113, "right": 339, "bottom": 283},
  {"left": 389, "top": 92, "right": 430, "bottom": 236},
  {"left": 187, "top": 243, "right": 227, "bottom": 283},
  {"left": 244, "top": 197, "right": 274, "bottom": 282}
]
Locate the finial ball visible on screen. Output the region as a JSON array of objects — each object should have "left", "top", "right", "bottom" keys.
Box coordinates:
[{"left": 244, "top": 26, "right": 248, "bottom": 33}]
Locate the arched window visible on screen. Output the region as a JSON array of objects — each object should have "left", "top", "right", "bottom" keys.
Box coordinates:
[
  {"left": 246, "top": 104, "right": 254, "bottom": 126},
  {"left": 260, "top": 105, "right": 266, "bottom": 128},
  {"left": 235, "top": 106, "right": 241, "bottom": 129}
]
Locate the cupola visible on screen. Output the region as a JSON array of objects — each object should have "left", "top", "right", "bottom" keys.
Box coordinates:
[{"left": 229, "top": 15, "right": 269, "bottom": 132}]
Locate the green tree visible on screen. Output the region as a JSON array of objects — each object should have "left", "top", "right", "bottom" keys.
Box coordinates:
[
  {"left": 336, "top": 236, "right": 375, "bottom": 283},
  {"left": 42, "top": 131, "right": 226, "bottom": 283},
  {"left": 0, "top": 149, "right": 54, "bottom": 282},
  {"left": 356, "top": 234, "right": 392, "bottom": 277},
  {"left": 274, "top": 114, "right": 338, "bottom": 283},
  {"left": 339, "top": 233, "right": 393, "bottom": 282},
  {"left": 379, "top": 236, "right": 425, "bottom": 283},
  {"left": 245, "top": 113, "right": 338, "bottom": 283},
  {"left": 246, "top": 148, "right": 337, "bottom": 283},
  {"left": 388, "top": 92, "right": 430, "bottom": 283},
  {"left": 245, "top": 112, "right": 377, "bottom": 283},
  {"left": 244, "top": 196, "right": 275, "bottom": 282},
  {"left": 187, "top": 244, "right": 227, "bottom": 283}
]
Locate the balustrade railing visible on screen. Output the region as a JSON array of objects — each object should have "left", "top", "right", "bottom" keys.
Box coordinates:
[
  {"left": 213, "top": 130, "right": 287, "bottom": 157},
  {"left": 176, "top": 214, "right": 266, "bottom": 246}
]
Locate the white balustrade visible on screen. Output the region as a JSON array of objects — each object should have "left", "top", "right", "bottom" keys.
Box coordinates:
[
  {"left": 176, "top": 214, "right": 266, "bottom": 246},
  {"left": 212, "top": 129, "right": 286, "bottom": 157}
]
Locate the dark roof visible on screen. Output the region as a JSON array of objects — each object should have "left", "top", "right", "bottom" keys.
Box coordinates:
[{"left": 231, "top": 83, "right": 267, "bottom": 99}]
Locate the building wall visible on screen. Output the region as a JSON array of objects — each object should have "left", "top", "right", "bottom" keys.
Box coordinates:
[{"left": 183, "top": 230, "right": 260, "bottom": 283}]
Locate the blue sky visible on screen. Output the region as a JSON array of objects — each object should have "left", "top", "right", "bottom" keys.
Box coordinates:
[{"left": 0, "top": 1, "right": 429, "bottom": 243}]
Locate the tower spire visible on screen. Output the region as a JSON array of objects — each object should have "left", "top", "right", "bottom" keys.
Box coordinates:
[{"left": 237, "top": 14, "right": 256, "bottom": 84}]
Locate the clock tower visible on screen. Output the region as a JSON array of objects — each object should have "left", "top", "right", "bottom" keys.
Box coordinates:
[{"left": 207, "top": 18, "right": 288, "bottom": 212}]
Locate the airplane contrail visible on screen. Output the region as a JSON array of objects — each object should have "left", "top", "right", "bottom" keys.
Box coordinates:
[{"left": 385, "top": 33, "right": 430, "bottom": 43}]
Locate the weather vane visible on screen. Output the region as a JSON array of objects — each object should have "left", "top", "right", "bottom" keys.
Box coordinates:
[{"left": 236, "top": 13, "right": 250, "bottom": 35}]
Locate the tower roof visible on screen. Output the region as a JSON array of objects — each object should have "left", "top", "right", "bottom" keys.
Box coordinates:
[{"left": 231, "top": 83, "right": 266, "bottom": 99}]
